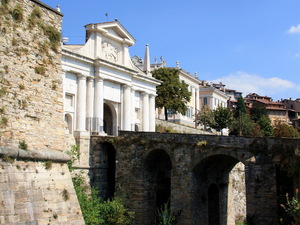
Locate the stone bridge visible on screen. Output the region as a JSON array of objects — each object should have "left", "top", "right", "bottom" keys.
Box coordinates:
[{"left": 88, "top": 131, "right": 300, "bottom": 225}]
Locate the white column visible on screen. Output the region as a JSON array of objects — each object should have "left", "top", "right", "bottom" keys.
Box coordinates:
[
  {"left": 86, "top": 77, "right": 94, "bottom": 131},
  {"left": 94, "top": 77, "right": 104, "bottom": 133},
  {"left": 131, "top": 88, "right": 136, "bottom": 131},
  {"left": 142, "top": 92, "right": 149, "bottom": 131},
  {"left": 195, "top": 88, "right": 199, "bottom": 112},
  {"left": 195, "top": 88, "right": 200, "bottom": 128},
  {"left": 76, "top": 75, "right": 87, "bottom": 131},
  {"left": 210, "top": 96, "right": 214, "bottom": 110},
  {"left": 192, "top": 87, "right": 196, "bottom": 116},
  {"left": 123, "top": 85, "right": 131, "bottom": 131},
  {"left": 149, "top": 94, "right": 156, "bottom": 132}
]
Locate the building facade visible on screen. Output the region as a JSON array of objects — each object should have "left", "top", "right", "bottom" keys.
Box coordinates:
[
  {"left": 62, "top": 20, "right": 160, "bottom": 139},
  {"left": 199, "top": 82, "right": 229, "bottom": 110},
  {"left": 245, "top": 93, "right": 289, "bottom": 125},
  {"left": 166, "top": 67, "right": 201, "bottom": 127}
]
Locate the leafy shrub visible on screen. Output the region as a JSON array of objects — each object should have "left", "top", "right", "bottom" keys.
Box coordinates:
[
  {"left": 28, "top": 6, "right": 42, "bottom": 28},
  {"left": 274, "top": 122, "right": 300, "bottom": 138},
  {"left": 66, "top": 145, "right": 80, "bottom": 171},
  {"left": 44, "top": 160, "right": 52, "bottom": 170},
  {"left": 18, "top": 140, "right": 27, "bottom": 150},
  {"left": 11, "top": 4, "right": 23, "bottom": 22},
  {"left": 281, "top": 189, "right": 300, "bottom": 225},
  {"left": 0, "top": 117, "right": 8, "bottom": 126},
  {"left": 72, "top": 175, "right": 105, "bottom": 225},
  {"left": 34, "top": 66, "right": 47, "bottom": 75},
  {"left": 156, "top": 202, "right": 176, "bottom": 225},
  {"left": 72, "top": 174, "right": 134, "bottom": 225}
]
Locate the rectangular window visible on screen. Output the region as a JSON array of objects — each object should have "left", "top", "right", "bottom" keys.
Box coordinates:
[
  {"left": 167, "top": 109, "right": 175, "bottom": 117},
  {"left": 204, "top": 97, "right": 208, "bottom": 105},
  {"left": 65, "top": 94, "right": 74, "bottom": 107},
  {"left": 186, "top": 107, "right": 193, "bottom": 118}
]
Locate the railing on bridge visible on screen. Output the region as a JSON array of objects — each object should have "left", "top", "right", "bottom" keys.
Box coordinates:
[{"left": 86, "top": 118, "right": 119, "bottom": 136}]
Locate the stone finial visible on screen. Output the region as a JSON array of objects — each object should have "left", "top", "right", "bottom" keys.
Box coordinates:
[
  {"left": 143, "top": 44, "right": 151, "bottom": 75},
  {"left": 56, "top": 5, "right": 61, "bottom": 12}
]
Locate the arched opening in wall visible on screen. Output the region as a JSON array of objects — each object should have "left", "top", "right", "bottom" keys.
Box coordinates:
[
  {"left": 134, "top": 124, "right": 139, "bottom": 131},
  {"left": 144, "top": 149, "right": 172, "bottom": 224},
  {"left": 104, "top": 103, "right": 114, "bottom": 135},
  {"left": 208, "top": 184, "right": 220, "bottom": 225},
  {"left": 65, "top": 113, "right": 72, "bottom": 134},
  {"left": 192, "top": 155, "right": 246, "bottom": 225},
  {"left": 276, "top": 166, "right": 294, "bottom": 224},
  {"left": 92, "top": 142, "right": 116, "bottom": 200}
]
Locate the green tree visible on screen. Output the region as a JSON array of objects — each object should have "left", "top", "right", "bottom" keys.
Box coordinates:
[
  {"left": 152, "top": 68, "right": 191, "bottom": 120},
  {"left": 229, "top": 113, "right": 263, "bottom": 137},
  {"left": 250, "top": 101, "right": 267, "bottom": 122},
  {"left": 211, "top": 106, "right": 233, "bottom": 135},
  {"left": 257, "top": 115, "right": 273, "bottom": 137},
  {"left": 234, "top": 96, "right": 247, "bottom": 118},
  {"left": 196, "top": 105, "right": 214, "bottom": 130},
  {"left": 273, "top": 122, "right": 300, "bottom": 138}
]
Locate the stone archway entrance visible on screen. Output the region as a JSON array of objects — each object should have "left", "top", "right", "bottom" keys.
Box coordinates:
[
  {"left": 208, "top": 183, "right": 220, "bottom": 225},
  {"left": 92, "top": 142, "right": 116, "bottom": 200},
  {"left": 104, "top": 103, "right": 115, "bottom": 135},
  {"left": 192, "top": 155, "right": 246, "bottom": 225},
  {"left": 144, "top": 149, "right": 172, "bottom": 224}
]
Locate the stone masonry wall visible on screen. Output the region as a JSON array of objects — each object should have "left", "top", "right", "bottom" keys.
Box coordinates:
[
  {"left": 0, "top": 147, "right": 84, "bottom": 225},
  {"left": 0, "top": 1, "right": 85, "bottom": 224},
  {"left": 0, "top": 0, "right": 65, "bottom": 151},
  {"left": 156, "top": 118, "right": 214, "bottom": 135},
  {"left": 95, "top": 132, "right": 300, "bottom": 225}
]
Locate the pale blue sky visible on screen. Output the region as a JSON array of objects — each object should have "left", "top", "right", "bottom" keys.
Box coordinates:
[{"left": 43, "top": 0, "right": 300, "bottom": 101}]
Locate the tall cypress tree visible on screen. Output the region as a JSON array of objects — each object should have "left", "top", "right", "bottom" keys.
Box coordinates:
[{"left": 234, "top": 96, "right": 247, "bottom": 118}]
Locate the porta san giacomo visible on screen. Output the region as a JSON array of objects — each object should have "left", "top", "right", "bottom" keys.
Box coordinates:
[{"left": 1, "top": 1, "right": 300, "bottom": 225}]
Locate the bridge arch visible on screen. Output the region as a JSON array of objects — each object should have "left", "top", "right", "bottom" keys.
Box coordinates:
[
  {"left": 91, "top": 141, "right": 116, "bottom": 200},
  {"left": 192, "top": 154, "right": 245, "bottom": 225},
  {"left": 144, "top": 149, "right": 172, "bottom": 224},
  {"left": 91, "top": 132, "right": 300, "bottom": 225}
]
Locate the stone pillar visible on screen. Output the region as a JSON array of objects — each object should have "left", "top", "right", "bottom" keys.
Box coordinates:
[
  {"left": 86, "top": 77, "right": 94, "bottom": 131},
  {"left": 123, "top": 85, "right": 132, "bottom": 131},
  {"left": 149, "top": 94, "right": 155, "bottom": 132},
  {"left": 142, "top": 92, "right": 149, "bottom": 131},
  {"left": 244, "top": 156, "right": 278, "bottom": 225},
  {"left": 75, "top": 75, "right": 87, "bottom": 132},
  {"left": 94, "top": 77, "right": 104, "bottom": 133}
]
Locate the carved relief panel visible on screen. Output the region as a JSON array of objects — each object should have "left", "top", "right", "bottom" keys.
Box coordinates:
[{"left": 101, "top": 42, "right": 118, "bottom": 62}]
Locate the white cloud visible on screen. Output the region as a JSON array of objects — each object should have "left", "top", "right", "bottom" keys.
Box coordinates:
[
  {"left": 288, "top": 24, "right": 300, "bottom": 34},
  {"left": 211, "top": 71, "right": 299, "bottom": 100}
]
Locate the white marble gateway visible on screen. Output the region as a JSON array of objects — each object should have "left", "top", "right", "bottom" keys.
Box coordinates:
[{"left": 62, "top": 20, "right": 160, "bottom": 136}]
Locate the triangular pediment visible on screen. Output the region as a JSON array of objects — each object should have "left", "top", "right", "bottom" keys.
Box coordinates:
[{"left": 85, "top": 21, "right": 136, "bottom": 46}]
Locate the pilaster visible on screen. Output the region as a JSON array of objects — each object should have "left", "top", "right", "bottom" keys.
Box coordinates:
[
  {"left": 149, "top": 94, "right": 156, "bottom": 132},
  {"left": 86, "top": 77, "right": 94, "bottom": 131},
  {"left": 75, "top": 75, "right": 87, "bottom": 132},
  {"left": 123, "top": 84, "right": 132, "bottom": 131},
  {"left": 131, "top": 88, "right": 136, "bottom": 131},
  {"left": 142, "top": 92, "right": 149, "bottom": 131},
  {"left": 94, "top": 76, "right": 104, "bottom": 134}
]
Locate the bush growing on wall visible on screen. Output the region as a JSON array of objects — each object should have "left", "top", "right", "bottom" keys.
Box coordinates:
[
  {"left": 72, "top": 174, "right": 134, "bottom": 225},
  {"left": 67, "top": 146, "right": 134, "bottom": 225}
]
